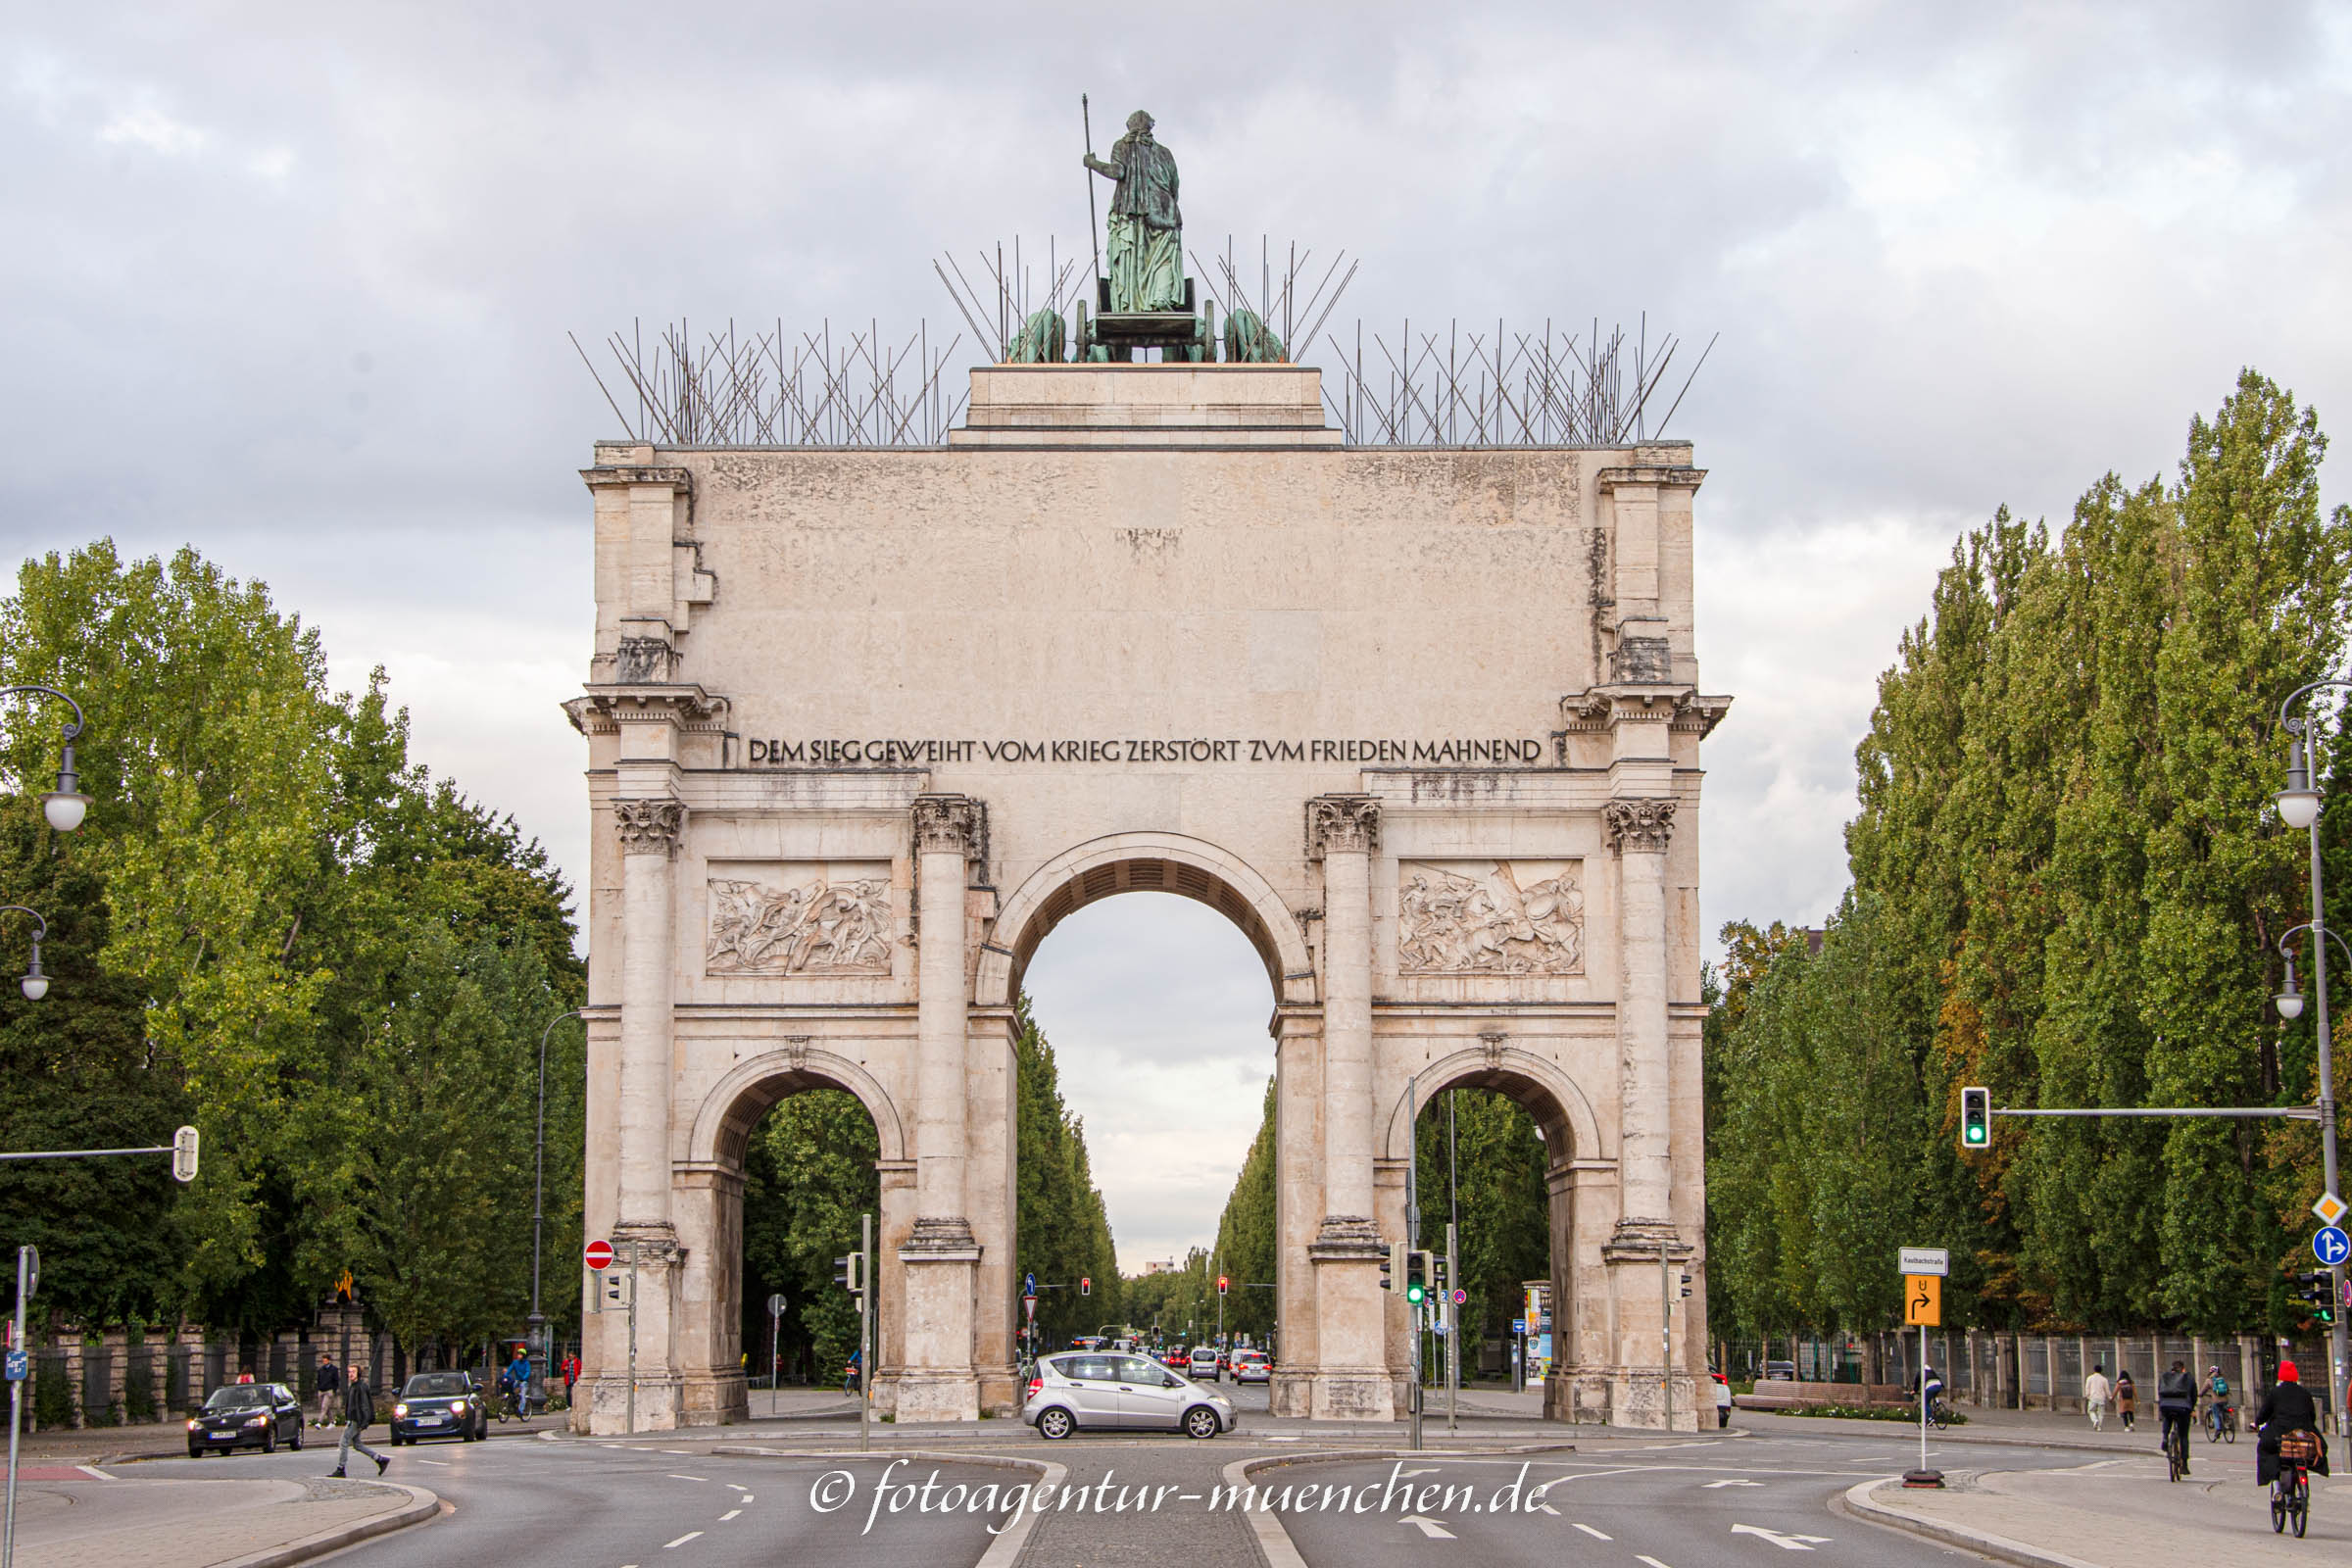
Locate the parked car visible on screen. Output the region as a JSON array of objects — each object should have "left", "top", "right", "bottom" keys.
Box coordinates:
[
  {"left": 187, "top": 1382, "right": 304, "bottom": 1456},
  {"left": 1162, "top": 1348, "right": 1191, "bottom": 1371},
  {"left": 1232, "top": 1349, "right": 1271, "bottom": 1384},
  {"left": 1188, "top": 1346, "right": 1222, "bottom": 1381},
  {"left": 1763, "top": 1361, "right": 1796, "bottom": 1381},
  {"left": 390, "top": 1370, "right": 488, "bottom": 1444},
  {"left": 1024, "top": 1351, "right": 1236, "bottom": 1440}
]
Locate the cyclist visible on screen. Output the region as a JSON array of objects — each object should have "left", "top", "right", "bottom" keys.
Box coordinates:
[
  {"left": 1920, "top": 1363, "right": 1947, "bottom": 1426},
  {"left": 843, "top": 1347, "right": 861, "bottom": 1397},
  {"left": 2254, "top": 1362, "right": 2329, "bottom": 1494},
  {"left": 506, "top": 1348, "right": 533, "bottom": 1417},
  {"left": 2203, "top": 1364, "right": 2233, "bottom": 1441},
  {"left": 2156, "top": 1359, "right": 2196, "bottom": 1475}
]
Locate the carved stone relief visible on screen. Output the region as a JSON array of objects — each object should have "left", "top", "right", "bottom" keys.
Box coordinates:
[
  {"left": 1397, "top": 860, "right": 1584, "bottom": 975},
  {"left": 707, "top": 863, "right": 894, "bottom": 976}
]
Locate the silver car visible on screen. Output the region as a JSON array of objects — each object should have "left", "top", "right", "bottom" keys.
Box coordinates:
[{"left": 1023, "top": 1350, "right": 1237, "bottom": 1440}]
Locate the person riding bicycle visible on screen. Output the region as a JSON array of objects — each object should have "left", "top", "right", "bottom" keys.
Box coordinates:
[
  {"left": 505, "top": 1349, "right": 532, "bottom": 1416},
  {"left": 1919, "top": 1363, "right": 1946, "bottom": 1422},
  {"left": 2156, "top": 1359, "right": 2197, "bottom": 1473},
  {"left": 2203, "top": 1364, "right": 2233, "bottom": 1438},
  {"left": 843, "top": 1347, "right": 861, "bottom": 1397},
  {"left": 2255, "top": 1361, "right": 2331, "bottom": 1487}
]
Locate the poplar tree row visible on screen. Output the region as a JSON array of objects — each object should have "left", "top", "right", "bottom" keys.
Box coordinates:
[{"left": 1706, "top": 371, "right": 2352, "bottom": 1342}]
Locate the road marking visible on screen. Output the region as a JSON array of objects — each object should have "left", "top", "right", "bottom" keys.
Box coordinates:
[
  {"left": 1731, "top": 1523, "right": 1833, "bottom": 1549},
  {"left": 1701, "top": 1478, "right": 1763, "bottom": 1488},
  {"left": 738, "top": 1494, "right": 754, "bottom": 1502},
  {"left": 668, "top": 1473, "right": 708, "bottom": 1482},
  {"left": 719, "top": 1508, "right": 741, "bottom": 1521},
  {"left": 416, "top": 1458, "right": 451, "bottom": 1467},
  {"left": 1637, "top": 1556, "right": 1676, "bottom": 1568},
  {"left": 662, "top": 1532, "right": 703, "bottom": 1549},
  {"left": 1398, "top": 1516, "right": 1456, "bottom": 1539},
  {"left": 660, "top": 1448, "right": 691, "bottom": 1454},
  {"left": 1572, "top": 1522, "right": 1611, "bottom": 1540},
  {"left": 726, "top": 1483, "right": 749, "bottom": 1492},
  {"left": 1396, "top": 1466, "right": 1441, "bottom": 1478}
]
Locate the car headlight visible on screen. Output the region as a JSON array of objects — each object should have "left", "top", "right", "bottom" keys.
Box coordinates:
[
  {"left": 451, "top": 1400, "right": 466, "bottom": 1414},
  {"left": 243, "top": 1414, "right": 269, "bottom": 1427},
  {"left": 394, "top": 1402, "right": 409, "bottom": 1417},
  {"left": 187, "top": 1418, "right": 202, "bottom": 1431}
]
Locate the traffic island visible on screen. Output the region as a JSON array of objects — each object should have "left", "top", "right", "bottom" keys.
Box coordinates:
[{"left": 6, "top": 1472, "right": 439, "bottom": 1568}]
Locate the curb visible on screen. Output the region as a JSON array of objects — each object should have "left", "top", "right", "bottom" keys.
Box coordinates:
[
  {"left": 210, "top": 1481, "right": 443, "bottom": 1568},
  {"left": 1751, "top": 1411, "right": 2169, "bottom": 1457},
  {"left": 1837, "top": 1476, "right": 2102, "bottom": 1568},
  {"left": 706, "top": 1446, "right": 1060, "bottom": 1568}
]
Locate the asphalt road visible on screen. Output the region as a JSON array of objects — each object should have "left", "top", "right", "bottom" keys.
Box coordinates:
[
  {"left": 1273, "top": 1429, "right": 2092, "bottom": 1568},
  {"left": 123, "top": 1436, "right": 1026, "bottom": 1568}
]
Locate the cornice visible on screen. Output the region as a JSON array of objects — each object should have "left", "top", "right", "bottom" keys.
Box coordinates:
[
  {"left": 564, "top": 684, "right": 730, "bottom": 736},
  {"left": 1594, "top": 464, "right": 1706, "bottom": 494},
  {"left": 580, "top": 465, "right": 695, "bottom": 495}
]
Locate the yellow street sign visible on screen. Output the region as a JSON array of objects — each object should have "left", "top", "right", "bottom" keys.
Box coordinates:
[{"left": 1904, "top": 1273, "right": 1940, "bottom": 1327}]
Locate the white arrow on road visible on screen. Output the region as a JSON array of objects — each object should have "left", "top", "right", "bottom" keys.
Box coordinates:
[
  {"left": 1395, "top": 1467, "right": 1441, "bottom": 1478},
  {"left": 1731, "top": 1523, "right": 1833, "bottom": 1550},
  {"left": 1399, "top": 1516, "right": 1457, "bottom": 1539},
  {"left": 1702, "top": 1479, "right": 1765, "bottom": 1488}
]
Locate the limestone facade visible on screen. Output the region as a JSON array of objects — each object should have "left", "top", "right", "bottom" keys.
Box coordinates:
[{"left": 566, "top": 364, "right": 1728, "bottom": 1431}]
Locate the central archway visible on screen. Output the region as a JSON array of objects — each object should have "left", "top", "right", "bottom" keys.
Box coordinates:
[{"left": 978, "top": 832, "right": 1316, "bottom": 1010}]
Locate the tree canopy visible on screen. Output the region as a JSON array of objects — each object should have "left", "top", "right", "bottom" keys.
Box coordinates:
[{"left": 1707, "top": 371, "right": 2352, "bottom": 1341}]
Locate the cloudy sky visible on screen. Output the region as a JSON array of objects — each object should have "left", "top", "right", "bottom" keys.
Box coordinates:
[{"left": 7, "top": 3, "right": 2349, "bottom": 1270}]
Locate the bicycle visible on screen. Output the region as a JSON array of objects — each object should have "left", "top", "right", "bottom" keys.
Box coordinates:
[
  {"left": 2205, "top": 1400, "right": 2237, "bottom": 1444},
  {"left": 1925, "top": 1395, "right": 1954, "bottom": 1431},
  {"left": 2164, "top": 1415, "right": 2189, "bottom": 1482},
  {"left": 2271, "top": 1428, "right": 2318, "bottom": 1538}
]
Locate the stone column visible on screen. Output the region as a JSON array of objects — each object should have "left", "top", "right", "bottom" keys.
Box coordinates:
[
  {"left": 592, "top": 795, "right": 685, "bottom": 1434},
  {"left": 1304, "top": 795, "right": 1392, "bottom": 1420},
  {"left": 1605, "top": 798, "right": 1676, "bottom": 1232},
  {"left": 897, "top": 794, "right": 985, "bottom": 1422}
]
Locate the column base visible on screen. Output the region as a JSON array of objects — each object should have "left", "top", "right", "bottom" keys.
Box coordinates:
[
  {"left": 1306, "top": 1366, "right": 1396, "bottom": 1422},
  {"left": 1598, "top": 1368, "right": 1702, "bottom": 1431},
  {"left": 977, "top": 1362, "right": 1020, "bottom": 1417},
  {"left": 585, "top": 1371, "right": 684, "bottom": 1435},
  {"left": 1269, "top": 1368, "right": 1314, "bottom": 1418},
  {"left": 893, "top": 1371, "right": 981, "bottom": 1423},
  {"left": 680, "top": 1366, "right": 747, "bottom": 1426}
]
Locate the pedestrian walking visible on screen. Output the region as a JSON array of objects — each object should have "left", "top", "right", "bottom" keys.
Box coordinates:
[
  {"left": 330, "top": 1368, "right": 389, "bottom": 1478},
  {"left": 2083, "top": 1363, "right": 2111, "bottom": 1431},
  {"left": 2115, "top": 1369, "right": 2135, "bottom": 1431},
  {"left": 1713, "top": 1372, "right": 1733, "bottom": 1429},
  {"left": 564, "top": 1353, "right": 579, "bottom": 1398},
  {"left": 314, "top": 1351, "right": 340, "bottom": 1428}
]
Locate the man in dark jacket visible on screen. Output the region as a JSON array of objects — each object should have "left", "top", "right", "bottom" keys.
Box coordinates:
[
  {"left": 331, "top": 1369, "right": 389, "bottom": 1478},
  {"left": 2255, "top": 1361, "right": 2331, "bottom": 1487},
  {"left": 2156, "top": 1359, "right": 2197, "bottom": 1472}
]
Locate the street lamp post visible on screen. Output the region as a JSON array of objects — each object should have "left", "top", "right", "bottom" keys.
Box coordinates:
[
  {"left": 529, "top": 1008, "right": 583, "bottom": 1408},
  {"left": 2274, "top": 684, "right": 2351, "bottom": 1438},
  {"left": 0, "top": 687, "right": 92, "bottom": 834},
  {"left": 0, "top": 910, "right": 48, "bottom": 1002}
]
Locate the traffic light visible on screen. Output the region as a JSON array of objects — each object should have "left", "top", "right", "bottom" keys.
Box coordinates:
[
  {"left": 2299, "top": 1271, "right": 2337, "bottom": 1324},
  {"left": 1432, "top": 1256, "right": 1448, "bottom": 1291},
  {"left": 1216, "top": 1274, "right": 1229, "bottom": 1297},
  {"left": 1403, "top": 1250, "right": 1430, "bottom": 1306},
  {"left": 1080, "top": 1276, "right": 1091, "bottom": 1297},
  {"left": 171, "top": 1125, "right": 200, "bottom": 1184},
  {"left": 604, "top": 1271, "right": 624, "bottom": 1304},
  {"left": 1960, "top": 1087, "right": 1990, "bottom": 1151},
  {"left": 834, "top": 1252, "right": 863, "bottom": 1297},
  {"left": 1679, "top": 1271, "right": 1693, "bottom": 1299},
  {"left": 1379, "top": 1242, "right": 1396, "bottom": 1292}
]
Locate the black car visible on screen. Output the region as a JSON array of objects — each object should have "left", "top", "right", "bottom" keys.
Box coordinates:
[
  {"left": 187, "top": 1382, "right": 304, "bottom": 1456},
  {"left": 390, "top": 1371, "right": 487, "bottom": 1444}
]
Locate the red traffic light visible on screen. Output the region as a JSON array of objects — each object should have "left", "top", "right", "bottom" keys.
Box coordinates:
[
  {"left": 1217, "top": 1274, "right": 1229, "bottom": 1296},
  {"left": 1080, "top": 1276, "right": 1091, "bottom": 1295}
]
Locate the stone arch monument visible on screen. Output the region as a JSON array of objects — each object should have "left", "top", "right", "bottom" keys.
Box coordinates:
[{"left": 565, "top": 353, "right": 1731, "bottom": 1431}]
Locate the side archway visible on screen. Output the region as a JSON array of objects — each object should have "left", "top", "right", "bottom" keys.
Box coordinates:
[
  {"left": 1377, "top": 1045, "right": 1604, "bottom": 1165},
  {"left": 976, "top": 831, "right": 1314, "bottom": 1008},
  {"left": 685, "top": 1046, "right": 908, "bottom": 1171}
]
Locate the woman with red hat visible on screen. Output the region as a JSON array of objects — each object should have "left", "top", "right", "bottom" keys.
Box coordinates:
[{"left": 2254, "top": 1361, "right": 2329, "bottom": 1489}]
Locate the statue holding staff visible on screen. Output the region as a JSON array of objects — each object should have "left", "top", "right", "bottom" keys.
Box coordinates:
[{"left": 1084, "top": 111, "right": 1184, "bottom": 313}]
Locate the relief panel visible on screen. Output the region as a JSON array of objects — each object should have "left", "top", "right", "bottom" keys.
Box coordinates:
[
  {"left": 1396, "top": 859, "right": 1584, "bottom": 975},
  {"left": 706, "top": 861, "right": 894, "bottom": 976}
]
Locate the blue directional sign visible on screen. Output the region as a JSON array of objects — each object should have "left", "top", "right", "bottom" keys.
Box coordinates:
[
  {"left": 1023, "top": 1271, "right": 1037, "bottom": 1297},
  {"left": 3, "top": 1348, "right": 24, "bottom": 1381},
  {"left": 1511, "top": 1318, "right": 1527, "bottom": 1335},
  {"left": 2317, "top": 1226, "right": 2351, "bottom": 1268}
]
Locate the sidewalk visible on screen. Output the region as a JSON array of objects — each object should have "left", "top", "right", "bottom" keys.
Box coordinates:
[
  {"left": 8, "top": 1471, "right": 438, "bottom": 1568},
  {"left": 1745, "top": 1401, "right": 2177, "bottom": 1453},
  {"left": 1848, "top": 1451, "right": 2347, "bottom": 1566},
  {"left": 5, "top": 1409, "right": 570, "bottom": 1464}
]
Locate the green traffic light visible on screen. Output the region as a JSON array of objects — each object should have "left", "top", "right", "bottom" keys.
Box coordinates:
[
  {"left": 1964, "top": 1126, "right": 1987, "bottom": 1146},
  {"left": 1405, "top": 1282, "right": 1425, "bottom": 1304}
]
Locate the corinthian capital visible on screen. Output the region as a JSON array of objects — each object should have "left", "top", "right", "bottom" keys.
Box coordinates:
[
  {"left": 1305, "top": 795, "right": 1381, "bottom": 858},
  {"left": 614, "top": 798, "right": 687, "bottom": 857},
  {"left": 1604, "top": 798, "right": 1676, "bottom": 856},
  {"left": 911, "top": 794, "right": 988, "bottom": 859}
]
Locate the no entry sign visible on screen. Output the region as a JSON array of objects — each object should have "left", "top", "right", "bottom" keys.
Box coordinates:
[{"left": 585, "top": 1239, "right": 614, "bottom": 1271}]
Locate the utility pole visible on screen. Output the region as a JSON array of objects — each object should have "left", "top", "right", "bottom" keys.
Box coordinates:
[
  {"left": 4, "top": 1246, "right": 33, "bottom": 1568},
  {"left": 1446, "top": 1088, "right": 1460, "bottom": 1435},
  {"left": 859, "top": 1212, "right": 873, "bottom": 1453},
  {"left": 1660, "top": 1241, "right": 1673, "bottom": 1433}
]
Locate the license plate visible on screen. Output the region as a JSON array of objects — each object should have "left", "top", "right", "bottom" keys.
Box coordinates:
[{"left": 418, "top": 1414, "right": 447, "bottom": 1425}]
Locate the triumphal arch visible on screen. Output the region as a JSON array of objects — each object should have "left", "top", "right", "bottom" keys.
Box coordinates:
[{"left": 566, "top": 130, "right": 1728, "bottom": 1433}]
